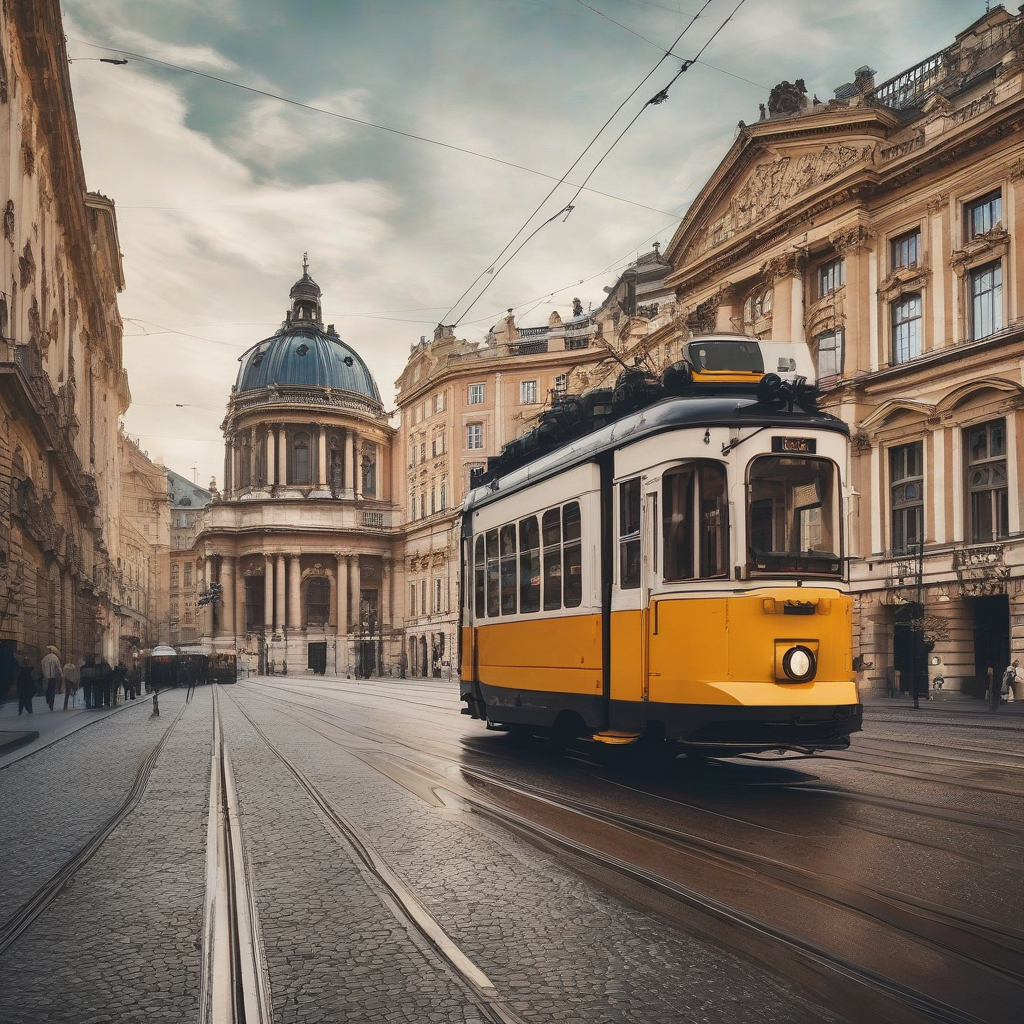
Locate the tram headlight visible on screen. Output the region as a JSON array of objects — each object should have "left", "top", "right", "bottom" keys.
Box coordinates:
[{"left": 781, "top": 645, "right": 816, "bottom": 682}]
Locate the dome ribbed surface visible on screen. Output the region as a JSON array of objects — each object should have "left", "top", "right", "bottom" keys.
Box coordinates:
[{"left": 236, "top": 327, "right": 382, "bottom": 402}]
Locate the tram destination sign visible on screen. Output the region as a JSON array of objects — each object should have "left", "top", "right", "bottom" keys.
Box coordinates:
[{"left": 772, "top": 436, "right": 817, "bottom": 454}]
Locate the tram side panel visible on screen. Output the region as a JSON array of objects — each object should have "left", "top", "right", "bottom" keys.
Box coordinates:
[{"left": 466, "top": 463, "right": 604, "bottom": 730}]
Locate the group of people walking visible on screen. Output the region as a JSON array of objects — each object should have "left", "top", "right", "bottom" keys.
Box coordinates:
[{"left": 0, "top": 645, "right": 143, "bottom": 715}]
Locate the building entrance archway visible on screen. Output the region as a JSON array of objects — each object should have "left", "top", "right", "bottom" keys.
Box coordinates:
[{"left": 971, "top": 594, "right": 1009, "bottom": 699}]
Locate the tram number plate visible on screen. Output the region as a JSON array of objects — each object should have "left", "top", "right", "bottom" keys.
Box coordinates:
[{"left": 772, "top": 436, "right": 816, "bottom": 454}]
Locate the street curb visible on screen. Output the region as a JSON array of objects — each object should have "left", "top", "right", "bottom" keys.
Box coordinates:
[
  {"left": 0, "top": 693, "right": 156, "bottom": 769},
  {"left": 0, "top": 730, "right": 39, "bottom": 755}
]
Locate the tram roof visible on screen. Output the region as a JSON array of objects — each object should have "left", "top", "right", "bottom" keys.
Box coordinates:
[{"left": 463, "top": 393, "right": 848, "bottom": 515}]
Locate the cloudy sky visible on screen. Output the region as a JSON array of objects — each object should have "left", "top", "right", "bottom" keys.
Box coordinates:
[{"left": 64, "top": 0, "right": 982, "bottom": 485}]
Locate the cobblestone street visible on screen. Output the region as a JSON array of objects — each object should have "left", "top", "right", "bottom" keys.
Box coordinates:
[{"left": 1, "top": 677, "right": 1022, "bottom": 1023}]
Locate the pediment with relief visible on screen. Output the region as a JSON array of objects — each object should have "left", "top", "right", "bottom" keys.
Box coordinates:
[{"left": 682, "top": 139, "right": 877, "bottom": 263}]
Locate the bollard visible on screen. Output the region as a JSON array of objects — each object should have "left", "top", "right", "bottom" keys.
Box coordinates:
[{"left": 152, "top": 688, "right": 160, "bottom": 717}]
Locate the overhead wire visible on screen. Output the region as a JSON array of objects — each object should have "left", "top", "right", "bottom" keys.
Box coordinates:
[
  {"left": 442, "top": 0, "right": 718, "bottom": 328},
  {"left": 451, "top": 0, "right": 748, "bottom": 326},
  {"left": 66, "top": 38, "right": 677, "bottom": 219}
]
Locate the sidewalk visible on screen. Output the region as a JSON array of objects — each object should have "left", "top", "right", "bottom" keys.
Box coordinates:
[
  {"left": 864, "top": 693, "right": 1024, "bottom": 716},
  {"left": 0, "top": 691, "right": 153, "bottom": 766}
]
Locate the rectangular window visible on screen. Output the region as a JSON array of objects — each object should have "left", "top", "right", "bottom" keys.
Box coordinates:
[
  {"left": 468, "top": 383, "right": 485, "bottom": 405},
  {"left": 663, "top": 463, "right": 727, "bottom": 580},
  {"left": 966, "top": 419, "right": 1008, "bottom": 543},
  {"left": 542, "top": 508, "right": 562, "bottom": 610},
  {"left": 410, "top": 583, "right": 417, "bottom": 617},
  {"left": 434, "top": 392, "right": 445, "bottom": 413},
  {"left": 421, "top": 579, "right": 427, "bottom": 617},
  {"left": 431, "top": 437, "right": 438, "bottom": 457},
  {"left": 890, "top": 443, "right": 923, "bottom": 554},
  {"left": 467, "top": 423, "right": 483, "bottom": 450},
  {"left": 170, "top": 564, "right": 180, "bottom": 589},
  {"left": 891, "top": 294, "right": 923, "bottom": 363},
  {"left": 890, "top": 229, "right": 920, "bottom": 271},
  {"left": 420, "top": 442, "right": 426, "bottom": 463},
  {"left": 434, "top": 578, "right": 442, "bottom": 614},
  {"left": 419, "top": 494, "right": 426, "bottom": 519},
  {"left": 430, "top": 486, "right": 436, "bottom": 514},
  {"left": 474, "top": 536, "right": 485, "bottom": 618},
  {"left": 966, "top": 190, "right": 1001, "bottom": 240},
  {"left": 971, "top": 261, "right": 1002, "bottom": 341},
  {"left": 520, "top": 380, "right": 538, "bottom": 405},
  {"left": 818, "top": 257, "right": 845, "bottom": 297},
  {"left": 816, "top": 330, "right": 843, "bottom": 380},
  {"left": 619, "top": 478, "right": 641, "bottom": 589},
  {"left": 563, "top": 502, "right": 582, "bottom": 607},
  {"left": 554, "top": 374, "right": 567, "bottom": 394},
  {"left": 440, "top": 479, "right": 447, "bottom": 511},
  {"left": 486, "top": 529, "right": 500, "bottom": 617},
  {"left": 500, "top": 523, "right": 517, "bottom": 615},
  {"left": 518, "top": 516, "right": 541, "bottom": 614},
  {"left": 184, "top": 564, "right": 193, "bottom": 587}
]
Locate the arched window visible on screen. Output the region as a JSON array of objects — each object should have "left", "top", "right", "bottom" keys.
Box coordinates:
[
  {"left": 306, "top": 576, "right": 330, "bottom": 625},
  {"left": 361, "top": 442, "right": 377, "bottom": 497},
  {"left": 291, "top": 431, "right": 311, "bottom": 485}
]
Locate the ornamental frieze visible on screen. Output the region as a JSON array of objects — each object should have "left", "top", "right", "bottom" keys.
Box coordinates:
[
  {"left": 950, "top": 225, "right": 1009, "bottom": 278},
  {"left": 689, "top": 143, "right": 873, "bottom": 260}
]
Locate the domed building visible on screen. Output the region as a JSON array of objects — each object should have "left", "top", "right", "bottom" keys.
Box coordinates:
[{"left": 197, "top": 264, "right": 398, "bottom": 675}]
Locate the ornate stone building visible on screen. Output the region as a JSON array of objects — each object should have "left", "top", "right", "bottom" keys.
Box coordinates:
[
  {"left": 198, "top": 268, "right": 399, "bottom": 676},
  {"left": 167, "top": 470, "right": 211, "bottom": 648},
  {"left": 0, "top": 1, "right": 128, "bottom": 673},
  {"left": 654, "top": 5, "right": 1024, "bottom": 695}
]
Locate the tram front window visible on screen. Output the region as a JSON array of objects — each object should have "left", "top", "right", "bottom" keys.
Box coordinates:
[{"left": 747, "top": 456, "right": 841, "bottom": 575}]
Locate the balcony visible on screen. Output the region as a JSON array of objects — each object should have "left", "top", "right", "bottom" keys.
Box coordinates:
[{"left": 508, "top": 339, "right": 548, "bottom": 356}]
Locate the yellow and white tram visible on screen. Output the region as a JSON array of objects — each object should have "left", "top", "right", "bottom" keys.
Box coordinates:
[{"left": 459, "top": 336, "right": 861, "bottom": 756}]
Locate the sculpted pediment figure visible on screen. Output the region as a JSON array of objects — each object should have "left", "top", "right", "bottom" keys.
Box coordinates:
[{"left": 681, "top": 139, "right": 876, "bottom": 263}]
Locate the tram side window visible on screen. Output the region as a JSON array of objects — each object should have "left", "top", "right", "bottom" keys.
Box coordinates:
[
  {"left": 474, "top": 536, "right": 485, "bottom": 618},
  {"left": 563, "top": 502, "right": 582, "bottom": 607},
  {"left": 663, "top": 463, "right": 728, "bottom": 580},
  {"left": 519, "top": 516, "right": 541, "bottom": 613},
  {"left": 485, "top": 529, "right": 500, "bottom": 617},
  {"left": 500, "top": 524, "right": 517, "bottom": 615},
  {"left": 619, "top": 478, "right": 642, "bottom": 589},
  {"left": 542, "top": 508, "right": 562, "bottom": 609}
]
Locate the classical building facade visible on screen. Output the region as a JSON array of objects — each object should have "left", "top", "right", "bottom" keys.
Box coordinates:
[
  {"left": 167, "top": 470, "right": 211, "bottom": 648},
  {"left": 197, "top": 269, "right": 399, "bottom": 676},
  {"left": 655, "top": 5, "right": 1024, "bottom": 695},
  {"left": 0, "top": 1, "right": 128, "bottom": 673},
  {"left": 117, "top": 433, "right": 171, "bottom": 656}
]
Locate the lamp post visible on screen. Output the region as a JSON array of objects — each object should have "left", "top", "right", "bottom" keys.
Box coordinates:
[{"left": 913, "top": 539, "right": 925, "bottom": 710}]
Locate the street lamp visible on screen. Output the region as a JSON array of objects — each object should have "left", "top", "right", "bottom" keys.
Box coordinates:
[{"left": 913, "top": 539, "right": 925, "bottom": 710}]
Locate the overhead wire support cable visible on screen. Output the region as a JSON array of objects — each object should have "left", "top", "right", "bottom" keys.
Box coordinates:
[
  {"left": 450, "top": 0, "right": 747, "bottom": 327},
  {"left": 442, "top": 0, "right": 718, "bottom": 328},
  {"left": 66, "top": 40, "right": 676, "bottom": 219}
]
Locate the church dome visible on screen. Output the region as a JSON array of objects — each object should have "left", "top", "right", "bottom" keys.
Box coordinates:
[{"left": 234, "top": 261, "right": 382, "bottom": 405}]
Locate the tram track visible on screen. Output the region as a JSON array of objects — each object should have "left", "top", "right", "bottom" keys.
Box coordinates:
[
  {"left": 0, "top": 702, "right": 186, "bottom": 957},
  {"left": 218, "top": 685, "right": 531, "bottom": 1024},
  {"left": 240, "top": 685, "right": 1020, "bottom": 1024}
]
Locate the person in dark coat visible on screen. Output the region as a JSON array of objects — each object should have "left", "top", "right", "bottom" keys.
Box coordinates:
[
  {"left": 112, "top": 662, "right": 127, "bottom": 704},
  {"left": 0, "top": 644, "right": 17, "bottom": 705},
  {"left": 127, "top": 662, "right": 141, "bottom": 700},
  {"left": 96, "top": 658, "right": 113, "bottom": 707},
  {"left": 16, "top": 657, "right": 34, "bottom": 715},
  {"left": 80, "top": 655, "right": 96, "bottom": 708}
]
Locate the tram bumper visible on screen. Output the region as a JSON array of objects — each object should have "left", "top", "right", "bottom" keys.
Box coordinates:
[{"left": 653, "top": 701, "right": 863, "bottom": 755}]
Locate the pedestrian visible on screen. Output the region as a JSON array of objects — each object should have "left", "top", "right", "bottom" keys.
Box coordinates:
[
  {"left": 96, "top": 657, "right": 113, "bottom": 707},
  {"left": 127, "top": 662, "right": 140, "bottom": 701},
  {"left": 0, "top": 644, "right": 17, "bottom": 705},
  {"left": 885, "top": 664, "right": 896, "bottom": 699},
  {"left": 62, "top": 657, "right": 80, "bottom": 709},
  {"left": 16, "top": 656, "right": 34, "bottom": 715},
  {"left": 112, "top": 661, "right": 127, "bottom": 704},
  {"left": 1000, "top": 661, "right": 1020, "bottom": 704},
  {"left": 41, "top": 645, "right": 62, "bottom": 711},
  {"left": 80, "top": 655, "right": 96, "bottom": 708}
]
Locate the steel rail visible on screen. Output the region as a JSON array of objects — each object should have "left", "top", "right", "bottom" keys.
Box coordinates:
[
  {"left": 219, "top": 686, "right": 529, "bottom": 1024},
  {"left": 0, "top": 703, "right": 185, "bottom": 955},
  {"left": 242, "top": 684, "right": 1015, "bottom": 1024}
]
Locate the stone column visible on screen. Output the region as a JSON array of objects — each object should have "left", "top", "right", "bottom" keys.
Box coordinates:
[
  {"left": 220, "top": 556, "right": 235, "bottom": 639},
  {"left": 352, "top": 556, "right": 362, "bottom": 627},
  {"left": 268, "top": 426, "right": 277, "bottom": 486},
  {"left": 223, "top": 440, "right": 233, "bottom": 498},
  {"left": 382, "top": 557, "right": 392, "bottom": 630},
  {"left": 277, "top": 427, "right": 288, "bottom": 486},
  {"left": 317, "top": 428, "right": 327, "bottom": 487},
  {"left": 275, "top": 553, "right": 286, "bottom": 632},
  {"left": 263, "top": 555, "right": 274, "bottom": 631},
  {"left": 235, "top": 560, "right": 246, "bottom": 636},
  {"left": 347, "top": 430, "right": 357, "bottom": 498},
  {"left": 248, "top": 427, "right": 257, "bottom": 485},
  {"left": 204, "top": 555, "right": 214, "bottom": 637},
  {"left": 336, "top": 553, "right": 349, "bottom": 636},
  {"left": 288, "top": 555, "right": 302, "bottom": 630}
]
